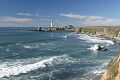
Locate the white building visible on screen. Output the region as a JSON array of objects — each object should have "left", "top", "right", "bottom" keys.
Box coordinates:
[{"left": 51, "top": 21, "right": 54, "bottom": 27}]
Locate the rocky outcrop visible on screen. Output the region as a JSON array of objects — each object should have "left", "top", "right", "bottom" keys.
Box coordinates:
[
  {"left": 48, "top": 26, "right": 120, "bottom": 40},
  {"left": 73, "top": 27, "right": 120, "bottom": 40},
  {"left": 48, "top": 27, "right": 65, "bottom": 30},
  {"left": 101, "top": 55, "right": 120, "bottom": 80}
]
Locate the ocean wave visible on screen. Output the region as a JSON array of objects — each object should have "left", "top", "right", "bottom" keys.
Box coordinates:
[
  {"left": 66, "top": 32, "right": 77, "bottom": 36},
  {"left": 6, "top": 48, "right": 10, "bottom": 52},
  {"left": 21, "top": 42, "right": 54, "bottom": 49},
  {"left": 87, "top": 44, "right": 108, "bottom": 52},
  {"left": 80, "top": 59, "right": 109, "bottom": 80},
  {"left": 0, "top": 46, "right": 3, "bottom": 48},
  {"left": 0, "top": 57, "right": 53, "bottom": 78},
  {"left": 62, "top": 36, "right": 67, "bottom": 38},
  {"left": 23, "top": 45, "right": 39, "bottom": 49},
  {"left": 77, "top": 34, "right": 114, "bottom": 45},
  {"left": 0, "top": 54, "right": 80, "bottom": 78},
  {"left": 87, "top": 44, "right": 100, "bottom": 51},
  {"left": 92, "top": 60, "right": 108, "bottom": 75}
]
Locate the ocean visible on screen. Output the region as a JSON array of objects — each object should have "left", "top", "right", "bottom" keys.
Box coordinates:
[{"left": 0, "top": 27, "right": 118, "bottom": 80}]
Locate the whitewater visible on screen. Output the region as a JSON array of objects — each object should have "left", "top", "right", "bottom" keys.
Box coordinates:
[{"left": 0, "top": 27, "right": 118, "bottom": 80}]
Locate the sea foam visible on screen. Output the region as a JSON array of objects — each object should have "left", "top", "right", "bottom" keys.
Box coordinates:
[
  {"left": 88, "top": 44, "right": 99, "bottom": 51},
  {"left": 0, "top": 57, "right": 54, "bottom": 78},
  {"left": 78, "top": 34, "right": 114, "bottom": 45},
  {"left": 0, "top": 54, "right": 78, "bottom": 78},
  {"left": 62, "top": 36, "right": 67, "bottom": 38},
  {"left": 80, "top": 59, "right": 109, "bottom": 80}
]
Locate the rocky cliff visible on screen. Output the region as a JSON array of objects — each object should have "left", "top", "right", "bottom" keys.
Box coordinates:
[
  {"left": 73, "top": 27, "right": 120, "bottom": 40},
  {"left": 47, "top": 26, "right": 120, "bottom": 40},
  {"left": 101, "top": 54, "right": 120, "bottom": 80}
]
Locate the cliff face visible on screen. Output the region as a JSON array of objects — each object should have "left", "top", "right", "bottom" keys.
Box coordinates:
[
  {"left": 74, "top": 27, "right": 120, "bottom": 40},
  {"left": 101, "top": 55, "right": 120, "bottom": 80}
]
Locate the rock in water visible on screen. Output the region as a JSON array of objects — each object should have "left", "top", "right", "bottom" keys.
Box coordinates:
[{"left": 88, "top": 44, "right": 108, "bottom": 51}]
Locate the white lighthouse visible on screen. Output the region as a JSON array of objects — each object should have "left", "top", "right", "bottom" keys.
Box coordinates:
[{"left": 51, "top": 21, "right": 53, "bottom": 27}]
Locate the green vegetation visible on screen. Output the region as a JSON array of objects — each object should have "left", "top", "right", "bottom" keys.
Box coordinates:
[{"left": 80, "top": 27, "right": 97, "bottom": 34}]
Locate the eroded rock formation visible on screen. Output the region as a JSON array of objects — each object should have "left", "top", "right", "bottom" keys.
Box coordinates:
[
  {"left": 101, "top": 55, "right": 120, "bottom": 80},
  {"left": 73, "top": 27, "right": 120, "bottom": 40}
]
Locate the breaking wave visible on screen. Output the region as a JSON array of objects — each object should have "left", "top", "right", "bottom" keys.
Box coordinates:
[
  {"left": 0, "top": 54, "right": 81, "bottom": 78},
  {"left": 80, "top": 59, "right": 109, "bottom": 80},
  {"left": 77, "top": 34, "right": 114, "bottom": 45},
  {"left": 62, "top": 36, "right": 67, "bottom": 38},
  {"left": 87, "top": 44, "right": 100, "bottom": 51},
  {"left": 23, "top": 45, "right": 39, "bottom": 49},
  {"left": 21, "top": 42, "right": 54, "bottom": 49}
]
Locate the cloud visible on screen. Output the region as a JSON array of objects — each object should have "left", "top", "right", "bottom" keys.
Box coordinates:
[
  {"left": 0, "top": 17, "right": 33, "bottom": 23},
  {"left": 16, "top": 13, "right": 33, "bottom": 16},
  {"left": 60, "top": 13, "right": 120, "bottom": 26},
  {"left": 60, "top": 13, "right": 105, "bottom": 20},
  {"left": 16, "top": 13, "right": 39, "bottom": 17},
  {"left": 0, "top": 16, "right": 72, "bottom": 27},
  {"left": 0, "top": 16, "right": 53, "bottom": 27},
  {"left": 60, "top": 13, "right": 82, "bottom": 19},
  {"left": 34, "top": 14, "right": 39, "bottom": 17}
]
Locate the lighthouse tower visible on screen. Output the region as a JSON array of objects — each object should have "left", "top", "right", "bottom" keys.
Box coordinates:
[{"left": 51, "top": 21, "right": 53, "bottom": 27}]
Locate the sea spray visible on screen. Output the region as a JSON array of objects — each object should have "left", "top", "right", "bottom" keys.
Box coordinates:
[
  {"left": 88, "top": 44, "right": 100, "bottom": 51},
  {"left": 77, "top": 34, "right": 114, "bottom": 45}
]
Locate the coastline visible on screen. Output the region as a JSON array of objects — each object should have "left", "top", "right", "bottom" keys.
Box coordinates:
[
  {"left": 0, "top": 27, "right": 119, "bottom": 80},
  {"left": 77, "top": 33, "right": 116, "bottom": 80},
  {"left": 72, "top": 27, "right": 120, "bottom": 80},
  {"left": 24, "top": 27, "right": 120, "bottom": 80},
  {"left": 48, "top": 26, "right": 120, "bottom": 41}
]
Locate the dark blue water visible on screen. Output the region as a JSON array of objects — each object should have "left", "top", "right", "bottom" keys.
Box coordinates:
[{"left": 0, "top": 27, "right": 118, "bottom": 80}]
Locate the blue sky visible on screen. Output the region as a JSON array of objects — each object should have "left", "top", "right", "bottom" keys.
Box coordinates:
[{"left": 0, "top": 0, "right": 120, "bottom": 27}]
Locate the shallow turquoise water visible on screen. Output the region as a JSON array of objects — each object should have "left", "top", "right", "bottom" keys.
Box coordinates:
[{"left": 0, "top": 27, "right": 118, "bottom": 80}]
